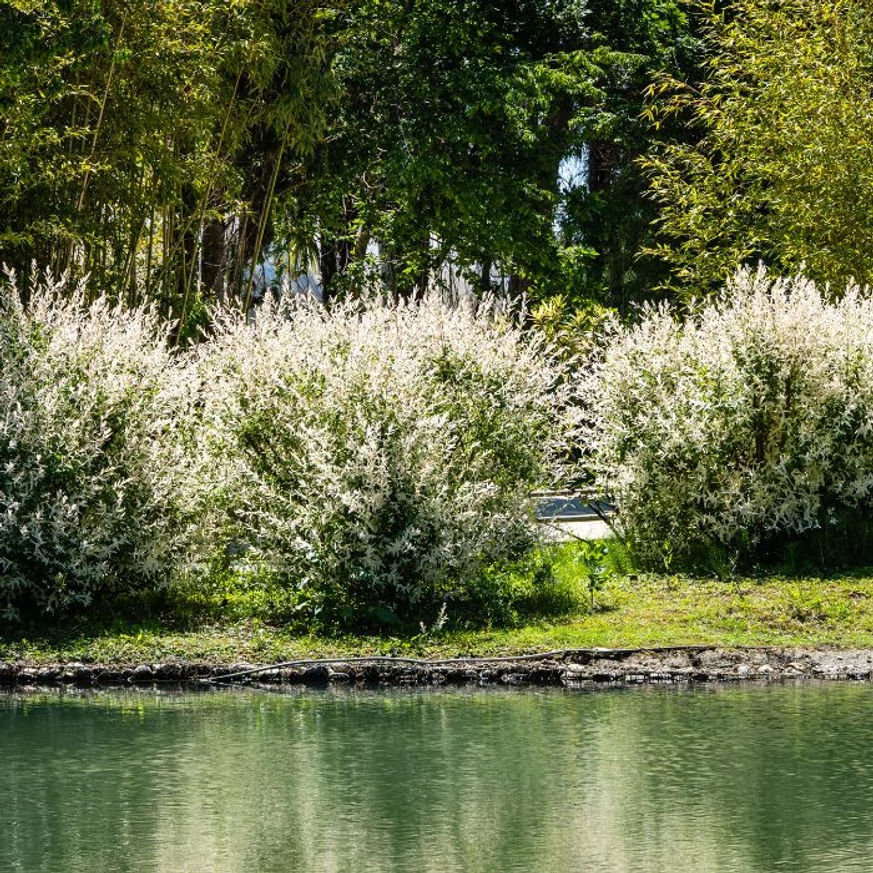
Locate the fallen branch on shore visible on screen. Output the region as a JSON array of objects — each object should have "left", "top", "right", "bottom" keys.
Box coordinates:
[{"left": 203, "top": 644, "right": 761, "bottom": 684}]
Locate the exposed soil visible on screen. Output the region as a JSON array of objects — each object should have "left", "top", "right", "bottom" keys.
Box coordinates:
[{"left": 4, "top": 646, "right": 873, "bottom": 690}]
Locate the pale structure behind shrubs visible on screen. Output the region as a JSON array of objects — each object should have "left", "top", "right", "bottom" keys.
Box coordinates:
[
  {"left": 583, "top": 266, "right": 873, "bottom": 568},
  {"left": 186, "top": 295, "right": 573, "bottom": 624},
  {"left": 0, "top": 273, "right": 184, "bottom": 617}
]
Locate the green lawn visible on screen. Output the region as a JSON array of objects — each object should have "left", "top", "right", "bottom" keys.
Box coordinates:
[{"left": 5, "top": 570, "right": 873, "bottom": 666}]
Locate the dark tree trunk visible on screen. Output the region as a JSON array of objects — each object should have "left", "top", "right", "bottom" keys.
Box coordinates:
[
  {"left": 480, "top": 260, "right": 493, "bottom": 295},
  {"left": 201, "top": 216, "right": 227, "bottom": 303},
  {"left": 319, "top": 240, "right": 338, "bottom": 306},
  {"left": 587, "top": 141, "right": 619, "bottom": 194},
  {"left": 508, "top": 272, "right": 530, "bottom": 302},
  {"left": 175, "top": 184, "right": 198, "bottom": 310}
]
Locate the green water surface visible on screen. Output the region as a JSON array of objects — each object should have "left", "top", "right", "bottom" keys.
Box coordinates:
[{"left": 2, "top": 683, "right": 872, "bottom": 873}]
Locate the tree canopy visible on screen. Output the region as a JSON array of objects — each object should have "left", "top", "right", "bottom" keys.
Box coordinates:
[
  {"left": 0, "top": 0, "right": 332, "bottom": 327},
  {"left": 1, "top": 0, "right": 700, "bottom": 319},
  {"left": 643, "top": 0, "right": 873, "bottom": 295},
  {"left": 285, "top": 0, "right": 696, "bottom": 306}
]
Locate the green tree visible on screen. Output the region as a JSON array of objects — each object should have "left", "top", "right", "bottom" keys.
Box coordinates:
[
  {"left": 279, "top": 0, "right": 696, "bottom": 309},
  {"left": 280, "top": 1, "right": 610, "bottom": 303},
  {"left": 643, "top": 0, "right": 873, "bottom": 296},
  {"left": 0, "top": 0, "right": 332, "bottom": 326},
  {"left": 1, "top": 0, "right": 698, "bottom": 317},
  {"left": 555, "top": 0, "right": 698, "bottom": 310}
]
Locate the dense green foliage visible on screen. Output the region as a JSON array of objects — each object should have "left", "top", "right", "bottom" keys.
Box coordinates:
[
  {"left": 0, "top": 0, "right": 332, "bottom": 326},
  {"left": 643, "top": 0, "right": 873, "bottom": 294},
  {"left": 289, "top": 0, "right": 697, "bottom": 307},
  {"left": 288, "top": 0, "right": 591, "bottom": 302},
  {"left": 555, "top": 0, "right": 698, "bottom": 309},
  {"left": 8, "top": 0, "right": 871, "bottom": 311},
  {"left": 1, "top": 0, "right": 699, "bottom": 317}
]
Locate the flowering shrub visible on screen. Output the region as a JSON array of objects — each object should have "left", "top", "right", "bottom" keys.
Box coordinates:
[
  {"left": 582, "top": 266, "right": 873, "bottom": 569},
  {"left": 188, "top": 295, "right": 571, "bottom": 626},
  {"left": 0, "top": 273, "right": 182, "bottom": 617}
]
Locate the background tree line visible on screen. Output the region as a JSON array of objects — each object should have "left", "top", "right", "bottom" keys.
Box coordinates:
[
  {"left": 1, "top": 0, "right": 333, "bottom": 337},
  {"left": 2, "top": 0, "right": 870, "bottom": 330},
  {"left": 1, "top": 0, "right": 698, "bottom": 327}
]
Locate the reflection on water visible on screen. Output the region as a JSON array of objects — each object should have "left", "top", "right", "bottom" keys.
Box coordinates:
[{"left": 2, "top": 683, "right": 873, "bottom": 873}]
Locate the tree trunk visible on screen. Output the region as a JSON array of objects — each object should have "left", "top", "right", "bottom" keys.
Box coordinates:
[
  {"left": 201, "top": 216, "right": 227, "bottom": 303},
  {"left": 319, "top": 239, "right": 338, "bottom": 306},
  {"left": 480, "top": 260, "right": 493, "bottom": 294},
  {"left": 508, "top": 272, "right": 530, "bottom": 302},
  {"left": 587, "top": 141, "right": 619, "bottom": 194}
]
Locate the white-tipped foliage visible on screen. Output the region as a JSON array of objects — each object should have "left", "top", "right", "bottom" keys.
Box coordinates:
[
  {"left": 583, "top": 266, "right": 873, "bottom": 567},
  {"left": 0, "top": 273, "right": 181, "bottom": 615},
  {"left": 188, "top": 296, "right": 569, "bottom": 622}
]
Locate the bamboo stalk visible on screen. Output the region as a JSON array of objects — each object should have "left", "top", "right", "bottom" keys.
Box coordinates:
[
  {"left": 177, "top": 70, "right": 243, "bottom": 336},
  {"left": 144, "top": 199, "right": 156, "bottom": 304},
  {"left": 244, "top": 121, "right": 292, "bottom": 313},
  {"left": 76, "top": 11, "right": 128, "bottom": 214}
]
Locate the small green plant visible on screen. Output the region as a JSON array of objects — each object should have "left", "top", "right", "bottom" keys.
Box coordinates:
[
  {"left": 412, "top": 602, "right": 450, "bottom": 645},
  {"left": 530, "top": 294, "right": 614, "bottom": 361},
  {"left": 660, "top": 539, "right": 674, "bottom": 574},
  {"left": 576, "top": 541, "right": 611, "bottom": 611},
  {"left": 785, "top": 584, "right": 827, "bottom": 624}
]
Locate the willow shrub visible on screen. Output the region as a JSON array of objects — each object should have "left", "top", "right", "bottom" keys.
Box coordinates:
[
  {"left": 186, "top": 296, "right": 573, "bottom": 628},
  {"left": 0, "top": 274, "right": 183, "bottom": 618},
  {"left": 583, "top": 266, "right": 873, "bottom": 571}
]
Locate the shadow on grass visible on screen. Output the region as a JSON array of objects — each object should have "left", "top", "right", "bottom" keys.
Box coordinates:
[
  {"left": 0, "top": 544, "right": 595, "bottom": 657},
  {"left": 0, "top": 589, "right": 207, "bottom": 648}
]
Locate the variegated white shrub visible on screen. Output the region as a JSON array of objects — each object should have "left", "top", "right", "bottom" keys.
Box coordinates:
[
  {"left": 0, "top": 272, "right": 183, "bottom": 616},
  {"left": 582, "top": 266, "right": 873, "bottom": 568},
  {"left": 187, "top": 295, "right": 571, "bottom": 624}
]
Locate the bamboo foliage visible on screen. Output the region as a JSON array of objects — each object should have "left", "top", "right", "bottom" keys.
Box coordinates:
[
  {"left": 0, "top": 0, "right": 334, "bottom": 330},
  {"left": 642, "top": 0, "right": 873, "bottom": 295}
]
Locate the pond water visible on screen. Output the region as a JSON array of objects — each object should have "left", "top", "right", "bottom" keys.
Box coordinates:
[{"left": 2, "top": 682, "right": 872, "bottom": 872}]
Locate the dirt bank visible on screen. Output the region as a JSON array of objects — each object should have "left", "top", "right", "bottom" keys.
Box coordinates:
[{"left": 3, "top": 646, "right": 873, "bottom": 689}]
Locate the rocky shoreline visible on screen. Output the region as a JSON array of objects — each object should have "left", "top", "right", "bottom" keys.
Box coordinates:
[{"left": 4, "top": 646, "right": 873, "bottom": 690}]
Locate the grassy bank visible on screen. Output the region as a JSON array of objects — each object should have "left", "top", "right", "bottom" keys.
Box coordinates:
[{"left": 5, "top": 561, "right": 873, "bottom": 666}]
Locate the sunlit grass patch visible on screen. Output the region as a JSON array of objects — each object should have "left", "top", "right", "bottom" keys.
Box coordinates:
[{"left": 7, "top": 544, "right": 873, "bottom": 666}]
